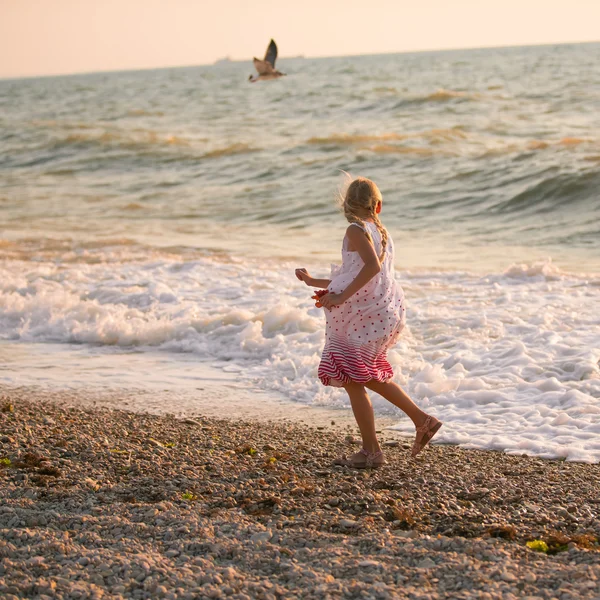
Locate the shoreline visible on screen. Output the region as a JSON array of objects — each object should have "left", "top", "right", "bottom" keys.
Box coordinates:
[
  {"left": 1, "top": 392, "right": 599, "bottom": 599},
  {"left": 0, "top": 381, "right": 376, "bottom": 431}
]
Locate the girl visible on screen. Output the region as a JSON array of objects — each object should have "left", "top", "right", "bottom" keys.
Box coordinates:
[{"left": 295, "top": 177, "right": 442, "bottom": 468}]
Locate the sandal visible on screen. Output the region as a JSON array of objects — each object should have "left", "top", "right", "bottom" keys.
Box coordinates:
[
  {"left": 411, "top": 415, "right": 443, "bottom": 458},
  {"left": 333, "top": 448, "right": 385, "bottom": 469}
]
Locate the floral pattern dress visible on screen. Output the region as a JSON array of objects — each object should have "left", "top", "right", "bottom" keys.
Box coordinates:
[{"left": 318, "top": 221, "right": 406, "bottom": 387}]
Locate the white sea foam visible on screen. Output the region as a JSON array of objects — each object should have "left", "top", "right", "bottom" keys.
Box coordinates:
[{"left": 1, "top": 254, "right": 599, "bottom": 462}]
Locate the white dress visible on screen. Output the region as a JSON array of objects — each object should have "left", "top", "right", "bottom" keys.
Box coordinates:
[{"left": 318, "top": 221, "right": 406, "bottom": 387}]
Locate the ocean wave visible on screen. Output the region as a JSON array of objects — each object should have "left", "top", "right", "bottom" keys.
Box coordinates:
[
  {"left": 57, "top": 130, "right": 190, "bottom": 150},
  {"left": 126, "top": 109, "right": 166, "bottom": 117},
  {"left": 0, "top": 237, "right": 187, "bottom": 263},
  {"left": 306, "top": 128, "right": 469, "bottom": 158},
  {"left": 1, "top": 255, "right": 598, "bottom": 461},
  {"left": 367, "top": 144, "right": 438, "bottom": 157},
  {"left": 307, "top": 132, "right": 408, "bottom": 145},
  {"left": 31, "top": 119, "right": 98, "bottom": 131},
  {"left": 426, "top": 88, "right": 480, "bottom": 102},
  {"left": 201, "top": 143, "right": 260, "bottom": 159},
  {"left": 307, "top": 128, "right": 468, "bottom": 147},
  {"left": 525, "top": 137, "right": 592, "bottom": 152},
  {"left": 491, "top": 168, "right": 600, "bottom": 215},
  {"left": 388, "top": 88, "right": 509, "bottom": 110},
  {"left": 26, "top": 121, "right": 261, "bottom": 163}
]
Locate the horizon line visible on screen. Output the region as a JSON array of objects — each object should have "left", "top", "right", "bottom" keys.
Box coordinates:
[{"left": 1, "top": 38, "right": 598, "bottom": 83}]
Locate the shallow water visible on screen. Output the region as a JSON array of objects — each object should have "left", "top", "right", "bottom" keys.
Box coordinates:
[{"left": 1, "top": 43, "right": 599, "bottom": 461}]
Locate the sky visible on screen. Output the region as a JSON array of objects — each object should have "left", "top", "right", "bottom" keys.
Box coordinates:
[{"left": 1, "top": 0, "right": 599, "bottom": 79}]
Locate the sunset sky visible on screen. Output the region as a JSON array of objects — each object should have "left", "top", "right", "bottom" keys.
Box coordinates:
[{"left": 1, "top": 0, "right": 599, "bottom": 79}]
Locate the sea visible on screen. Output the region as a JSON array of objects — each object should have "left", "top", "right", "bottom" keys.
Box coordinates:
[{"left": 1, "top": 43, "right": 599, "bottom": 461}]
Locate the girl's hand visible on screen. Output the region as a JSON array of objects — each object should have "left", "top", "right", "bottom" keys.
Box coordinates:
[
  {"left": 320, "top": 292, "right": 345, "bottom": 310},
  {"left": 295, "top": 268, "right": 313, "bottom": 286}
]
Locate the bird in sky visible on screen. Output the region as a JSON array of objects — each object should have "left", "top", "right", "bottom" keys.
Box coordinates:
[{"left": 249, "top": 39, "right": 286, "bottom": 82}]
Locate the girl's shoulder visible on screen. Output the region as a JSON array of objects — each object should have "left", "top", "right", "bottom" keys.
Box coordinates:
[{"left": 347, "top": 222, "right": 365, "bottom": 231}]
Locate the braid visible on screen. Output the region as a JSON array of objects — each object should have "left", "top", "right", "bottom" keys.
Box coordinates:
[
  {"left": 343, "top": 204, "right": 371, "bottom": 243},
  {"left": 371, "top": 213, "right": 388, "bottom": 261}
]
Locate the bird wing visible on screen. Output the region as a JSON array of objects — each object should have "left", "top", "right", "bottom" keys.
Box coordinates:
[
  {"left": 263, "top": 39, "right": 278, "bottom": 68},
  {"left": 253, "top": 57, "right": 275, "bottom": 75}
]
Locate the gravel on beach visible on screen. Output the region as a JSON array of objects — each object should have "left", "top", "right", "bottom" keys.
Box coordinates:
[{"left": 1, "top": 390, "right": 599, "bottom": 600}]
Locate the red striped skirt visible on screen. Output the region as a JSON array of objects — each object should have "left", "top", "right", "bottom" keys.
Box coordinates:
[{"left": 318, "top": 334, "right": 395, "bottom": 387}]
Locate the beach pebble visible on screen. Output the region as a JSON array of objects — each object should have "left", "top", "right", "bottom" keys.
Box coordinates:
[
  {"left": 358, "top": 560, "right": 381, "bottom": 568},
  {"left": 339, "top": 519, "right": 360, "bottom": 529},
  {"left": 2, "top": 395, "right": 599, "bottom": 600},
  {"left": 250, "top": 531, "right": 272, "bottom": 543},
  {"left": 417, "top": 558, "right": 436, "bottom": 569}
]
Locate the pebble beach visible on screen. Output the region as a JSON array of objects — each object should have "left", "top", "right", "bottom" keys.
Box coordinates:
[{"left": 1, "top": 388, "right": 599, "bottom": 599}]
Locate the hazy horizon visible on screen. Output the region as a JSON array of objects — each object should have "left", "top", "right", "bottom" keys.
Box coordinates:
[
  {"left": 2, "top": 0, "right": 600, "bottom": 79},
  {"left": 2, "top": 39, "right": 599, "bottom": 82}
]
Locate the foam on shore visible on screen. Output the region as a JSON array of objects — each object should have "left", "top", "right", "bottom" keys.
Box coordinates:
[{"left": 1, "top": 253, "right": 598, "bottom": 462}]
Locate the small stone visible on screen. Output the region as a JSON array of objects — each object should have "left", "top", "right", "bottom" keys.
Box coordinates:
[
  {"left": 501, "top": 571, "right": 517, "bottom": 582},
  {"left": 339, "top": 519, "right": 360, "bottom": 529},
  {"left": 524, "top": 573, "right": 537, "bottom": 584},
  {"left": 83, "top": 478, "right": 98, "bottom": 489},
  {"left": 250, "top": 531, "right": 272, "bottom": 543},
  {"left": 393, "top": 528, "right": 418, "bottom": 538},
  {"left": 417, "top": 558, "right": 436, "bottom": 569},
  {"left": 383, "top": 440, "right": 400, "bottom": 447},
  {"left": 78, "top": 556, "right": 90, "bottom": 566},
  {"left": 358, "top": 560, "right": 380, "bottom": 568},
  {"left": 165, "top": 549, "right": 180, "bottom": 558}
]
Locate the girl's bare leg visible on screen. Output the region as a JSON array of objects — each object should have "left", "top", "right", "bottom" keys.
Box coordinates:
[
  {"left": 343, "top": 382, "right": 381, "bottom": 454},
  {"left": 364, "top": 380, "right": 428, "bottom": 427}
]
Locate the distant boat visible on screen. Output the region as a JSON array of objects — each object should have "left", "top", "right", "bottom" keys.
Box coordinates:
[
  {"left": 214, "top": 56, "right": 233, "bottom": 65},
  {"left": 249, "top": 39, "right": 286, "bottom": 83}
]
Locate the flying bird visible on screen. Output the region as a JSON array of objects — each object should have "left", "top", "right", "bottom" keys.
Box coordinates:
[{"left": 249, "top": 39, "right": 286, "bottom": 82}]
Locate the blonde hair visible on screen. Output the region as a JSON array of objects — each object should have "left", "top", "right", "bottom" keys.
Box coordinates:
[{"left": 341, "top": 177, "right": 388, "bottom": 261}]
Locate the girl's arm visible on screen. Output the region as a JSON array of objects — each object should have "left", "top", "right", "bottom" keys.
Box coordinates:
[
  {"left": 320, "top": 226, "right": 381, "bottom": 309},
  {"left": 309, "top": 278, "right": 332, "bottom": 288},
  {"left": 295, "top": 268, "right": 331, "bottom": 289}
]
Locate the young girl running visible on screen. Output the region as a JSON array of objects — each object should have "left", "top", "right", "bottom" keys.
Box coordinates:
[{"left": 295, "top": 177, "right": 442, "bottom": 468}]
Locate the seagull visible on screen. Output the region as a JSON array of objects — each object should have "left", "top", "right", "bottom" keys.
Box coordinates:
[{"left": 249, "top": 39, "right": 286, "bottom": 82}]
